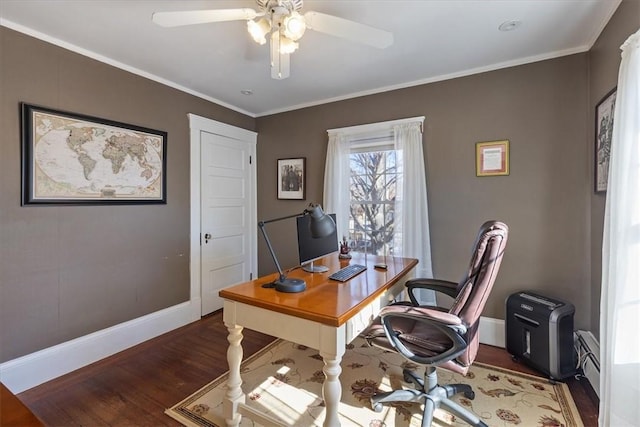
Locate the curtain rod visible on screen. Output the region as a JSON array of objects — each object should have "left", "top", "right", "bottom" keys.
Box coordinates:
[{"left": 327, "top": 116, "right": 425, "bottom": 136}]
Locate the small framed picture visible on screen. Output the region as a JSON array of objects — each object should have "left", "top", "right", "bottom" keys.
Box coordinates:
[
  {"left": 595, "top": 87, "right": 616, "bottom": 193},
  {"left": 476, "top": 140, "right": 509, "bottom": 177},
  {"left": 277, "top": 157, "right": 305, "bottom": 200}
]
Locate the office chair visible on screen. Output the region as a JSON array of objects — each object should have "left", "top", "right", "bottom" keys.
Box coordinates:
[{"left": 364, "top": 220, "right": 508, "bottom": 427}]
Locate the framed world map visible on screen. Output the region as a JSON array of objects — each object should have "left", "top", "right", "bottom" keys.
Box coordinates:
[{"left": 21, "top": 103, "right": 167, "bottom": 205}]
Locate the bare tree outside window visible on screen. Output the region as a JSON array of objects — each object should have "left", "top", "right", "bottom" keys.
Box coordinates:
[{"left": 348, "top": 150, "right": 397, "bottom": 255}]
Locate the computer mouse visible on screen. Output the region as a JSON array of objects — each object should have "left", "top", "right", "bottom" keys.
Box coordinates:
[{"left": 374, "top": 263, "right": 387, "bottom": 270}]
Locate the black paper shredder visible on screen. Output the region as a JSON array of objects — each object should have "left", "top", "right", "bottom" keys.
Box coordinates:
[{"left": 505, "top": 291, "right": 577, "bottom": 380}]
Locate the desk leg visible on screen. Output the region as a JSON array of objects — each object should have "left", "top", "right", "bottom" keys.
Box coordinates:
[
  {"left": 223, "top": 324, "right": 244, "bottom": 427},
  {"left": 320, "top": 351, "right": 343, "bottom": 427}
]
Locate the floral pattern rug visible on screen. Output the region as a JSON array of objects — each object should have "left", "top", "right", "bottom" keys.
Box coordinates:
[{"left": 166, "top": 337, "right": 583, "bottom": 427}]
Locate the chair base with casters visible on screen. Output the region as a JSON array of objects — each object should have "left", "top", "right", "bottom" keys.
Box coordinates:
[{"left": 371, "top": 366, "right": 488, "bottom": 427}]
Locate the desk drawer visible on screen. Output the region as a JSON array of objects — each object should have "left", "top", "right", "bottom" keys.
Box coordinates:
[
  {"left": 345, "top": 279, "right": 408, "bottom": 343},
  {"left": 346, "top": 305, "right": 376, "bottom": 342}
]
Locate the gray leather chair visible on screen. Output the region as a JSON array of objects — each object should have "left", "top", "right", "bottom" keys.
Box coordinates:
[{"left": 364, "top": 221, "right": 509, "bottom": 427}]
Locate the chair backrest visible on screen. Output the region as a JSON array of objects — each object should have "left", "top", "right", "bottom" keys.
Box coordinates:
[{"left": 449, "top": 221, "right": 509, "bottom": 366}]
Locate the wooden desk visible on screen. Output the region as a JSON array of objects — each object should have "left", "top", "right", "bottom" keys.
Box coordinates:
[
  {"left": 219, "top": 253, "right": 418, "bottom": 427},
  {"left": 1, "top": 383, "right": 44, "bottom": 427}
]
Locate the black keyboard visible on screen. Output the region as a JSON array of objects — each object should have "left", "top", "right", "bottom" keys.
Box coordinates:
[{"left": 329, "top": 264, "right": 367, "bottom": 282}]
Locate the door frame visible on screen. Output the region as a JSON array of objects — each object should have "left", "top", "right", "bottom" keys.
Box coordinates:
[{"left": 189, "top": 113, "right": 257, "bottom": 319}]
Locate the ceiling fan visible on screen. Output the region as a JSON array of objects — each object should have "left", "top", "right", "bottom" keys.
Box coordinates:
[{"left": 152, "top": 0, "right": 394, "bottom": 80}]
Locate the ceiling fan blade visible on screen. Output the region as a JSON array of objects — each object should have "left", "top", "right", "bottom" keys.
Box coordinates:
[
  {"left": 303, "top": 11, "right": 393, "bottom": 48},
  {"left": 152, "top": 9, "right": 258, "bottom": 27}
]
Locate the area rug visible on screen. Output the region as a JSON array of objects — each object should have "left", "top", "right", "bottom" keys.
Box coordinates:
[{"left": 166, "top": 337, "right": 583, "bottom": 427}]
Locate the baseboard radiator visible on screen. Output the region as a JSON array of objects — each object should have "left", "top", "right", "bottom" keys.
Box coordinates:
[{"left": 575, "top": 330, "right": 600, "bottom": 398}]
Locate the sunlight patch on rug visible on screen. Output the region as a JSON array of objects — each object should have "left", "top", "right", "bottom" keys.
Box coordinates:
[{"left": 166, "top": 337, "right": 583, "bottom": 427}]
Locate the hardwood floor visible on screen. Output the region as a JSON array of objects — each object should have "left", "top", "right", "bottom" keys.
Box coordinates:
[{"left": 14, "top": 311, "right": 598, "bottom": 426}]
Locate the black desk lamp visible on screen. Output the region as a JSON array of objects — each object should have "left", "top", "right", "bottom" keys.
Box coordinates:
[{"left": 258, "top": 203, "right": 336, "bottom": 293}]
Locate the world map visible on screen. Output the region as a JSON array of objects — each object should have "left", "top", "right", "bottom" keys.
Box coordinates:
[{"left": 32, "top": 111, "right": 164, "bottom": 200}]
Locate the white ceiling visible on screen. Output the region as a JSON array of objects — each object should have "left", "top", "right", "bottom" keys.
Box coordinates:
[{"left": 0, "top": 0, "right": 621, "bottom": 117}]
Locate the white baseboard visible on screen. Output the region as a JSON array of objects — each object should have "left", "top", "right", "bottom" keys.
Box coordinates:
[
  {"left": 0, "top": 301, "right": 197, "bottom": 394},
  {"left": 480, "top": 316, "right": 505, "bottom": 348}
]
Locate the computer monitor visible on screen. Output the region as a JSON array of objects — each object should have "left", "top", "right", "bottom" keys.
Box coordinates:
[{"left": 297, "top": 213, "right": 338, "bottom": 273}]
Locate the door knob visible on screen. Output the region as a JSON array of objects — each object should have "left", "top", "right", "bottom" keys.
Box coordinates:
[{"left": 204, "top": 233, "right": 212, "bottom": 243}]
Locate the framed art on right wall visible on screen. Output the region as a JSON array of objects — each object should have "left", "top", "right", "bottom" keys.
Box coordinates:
[
  {"left": 595, "top": 87, "right": 617, "bottom": 193},
  {"left": 476, "top": 140, "right": 509, "bottom": 177}
]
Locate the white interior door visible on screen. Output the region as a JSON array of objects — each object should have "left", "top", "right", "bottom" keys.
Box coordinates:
[
  {"left": 200, "top": 132, "right": 255, "bottom": 315},
  {"left": 189, "top": 114, "right": 256, "bottom": 317}
]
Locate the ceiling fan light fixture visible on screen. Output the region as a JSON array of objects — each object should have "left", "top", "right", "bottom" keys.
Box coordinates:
[
  {"left": 248, "top": 18, "right": 271, "bottom": 44},
  {"left": 279, "top": 35, "right": 299, "bottom": 54},
  {"left": 282, "top": 11, "right": 306, "bottom": 41},
  {"left": 152, "top": 0, "right": 394, "bottom": 80}
]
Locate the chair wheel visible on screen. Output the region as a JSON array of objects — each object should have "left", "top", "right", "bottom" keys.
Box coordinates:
[
  {"left": 372, "top": 402, "right": 384, "bottom": 413},
  {"left": 464, "top": 390, "right": 475, "bottom": 400}
]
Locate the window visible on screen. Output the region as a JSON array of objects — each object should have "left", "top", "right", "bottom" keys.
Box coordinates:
[{"left": 348, "top": 145, "right": 397, "bottom": 255}]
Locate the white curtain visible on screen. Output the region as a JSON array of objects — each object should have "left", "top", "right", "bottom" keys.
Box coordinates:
[
  {"left": 599, "top": 28, "right": 640, "bottom": 427},
  {"left": 323, "top": 119, "right": 434, "bottom": 304},
  {"left": 393, "top": 123, "right": 433, "bottom": 280},
  {"left": 323, "top": 131, "right": 351, "bottom": 240}
]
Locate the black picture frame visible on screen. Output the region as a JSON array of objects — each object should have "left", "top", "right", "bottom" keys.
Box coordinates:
[
  {"left": 595, "top": 88, "right": 616, "bottom": 193},
  {"left": 277, "top": 157, "right": 305, "bottom": 200},
  {"left": 21, "top": 103, "right": 167, "bottom": 205}
]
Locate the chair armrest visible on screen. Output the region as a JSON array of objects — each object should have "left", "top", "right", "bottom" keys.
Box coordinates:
[
  {"left": 405, "top": 278, "right": 458, "bottom": 306},
  {"left": 379, "top": 305, "right": 468, "bottom": 366}
]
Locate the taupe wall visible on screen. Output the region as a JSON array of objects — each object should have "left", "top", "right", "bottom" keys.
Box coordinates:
[
  {"left": 587, "top": 0, "right": 640, "bottom": 339},
  {"left": 0, "top": 27, "right": 255, "bottom": 362},
  {"left": 256, "top": 54, "right": 593, "bottom": 329}
]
